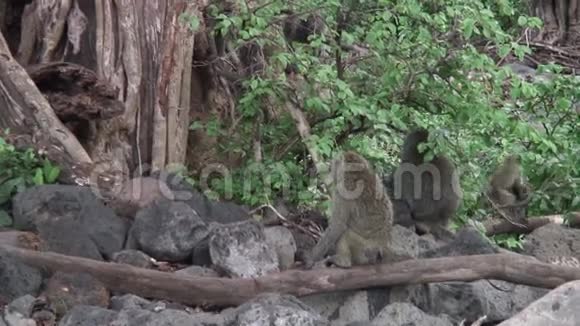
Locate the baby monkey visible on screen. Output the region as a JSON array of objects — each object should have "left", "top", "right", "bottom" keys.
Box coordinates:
[{"left": 303, "top": 151, "right": 394, "bottom": 269}]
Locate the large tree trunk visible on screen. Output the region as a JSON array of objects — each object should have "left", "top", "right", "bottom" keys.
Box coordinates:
[
  {"left": 0, "top": 0, "right": 237, "bottom": 189},
  {"left": 531, "top": 0, "right": 580, "bottom": 45},
  {"left": 0, "top": 32, "right": 93, "bottom": 177}
]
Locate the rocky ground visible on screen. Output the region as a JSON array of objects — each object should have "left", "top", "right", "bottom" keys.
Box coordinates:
[{"left": 0, "top": 172, "right": 579, "bottom": 325}]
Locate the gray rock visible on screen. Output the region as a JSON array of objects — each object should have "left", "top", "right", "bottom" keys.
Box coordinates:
[
  {"left": 58, "top": 305, "right": 117, "bottom": 326},
  {"left": 209, "top": 201, "right": 250, "bottom": 225},
  {"left": 112, "top": 308, "right": 226, "bottom": 326},
  {"left": 11, "top": 185, "right": 128, "bottom": 259},
  {"left": 150, "top": 170, "right": 249, "bottom": 224},
  {"left": 192, "top": 235, "right": 213, "bottom": 267},
  {"left": 110, "top": 294, "right": 151, "bottom": 311},
  {"left": 389, "top": 225, "right": 421, "bottom": 260},
  {"left": 175, "top": 265, "right": 219, "bottom": 277},
  {"left": 109, "top": 176, "right": 175, "bottom": 218},
  {"left": 330, "top": 292, "right": 371, "bottom": 326},
  {"left": 264, "top": 226, "right": 297, "bottom": 270},
  {"left": 209, "top": 220, "right": 279, "bottom": 278},
  {"left": 382, "top": 225, "right": 547, "bottom": 324},
  {"left": 371, "top": 302, "right": 453, "bottom": 326},
  {"left": 6, "top": 295, "right": 36, "bottom": 317},
  {"left": 131, "top": 199, "right": 209, "bottom": 262},
  {"left": 37, "top": 215, "right": 103, "bottom": 260},
  {"left": 112, "top": 249, "right": 154, "bottom": 269},
  {"left": 416, "top": 280, "right": 546, "bottom": 324},
  {"left": 523, "top": 223, "right": 580, "bottom": 266},
  {"left": 498, "top": 280, "right": 580, "bottom": 326},
  {"left": 302, "top": 290, "right": 389, "bottom": 326},
  {"left": 421, "top": 225, "right": 499, "bottom": 258},
  {"left": 417, "top": 234, "right": 440, "bottom": 254},
  {"left": 43, "top": 272, "right": 110, "bottom": 317},
  {"left": 3, "top": 308, "right": 35, "bottom": 326},
  {"left": 0, "top": 250, "right": 43, "bottom": 302},
  {"left": 229, "top": 293, "right": 329, "bottom": 326}
]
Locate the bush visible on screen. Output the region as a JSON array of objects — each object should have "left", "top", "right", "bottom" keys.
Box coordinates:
[{"left": 0, "top": 136, "right": 60, "bottom": 226}]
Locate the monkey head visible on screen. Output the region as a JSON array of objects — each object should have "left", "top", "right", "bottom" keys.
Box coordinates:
[
  {"left": 503, "top": 154, "right": 521, "bottom": 165},
  {"left": 281, "top": 9, "right": 325, "bottom": 44},
  {"left": 330, "top": 151, "right": 380, "bottom": 201}
]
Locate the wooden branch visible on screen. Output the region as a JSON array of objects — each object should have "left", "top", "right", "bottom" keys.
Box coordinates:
[
  {"left": 0, "top": 30, "right": 92, "bottom": 164},
  {"left": 284, "top": 97, "right": 328, "bottom": 179},
  {"left": 2, "top": 245, "right": 580, "bottom": 307},
  {"left": 485, "top": 212, "right": 580, "bottom": 236}
]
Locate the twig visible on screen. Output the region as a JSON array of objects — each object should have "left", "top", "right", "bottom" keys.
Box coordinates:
[
  {"left": 484, "top": 192, "right": 528, "bottom": 228},
  {"left": 250, "top": 204, "right": 321, "bottom": 240}
]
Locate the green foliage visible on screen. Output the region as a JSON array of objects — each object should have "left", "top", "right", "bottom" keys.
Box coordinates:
[
  {"left": 192, "top": 0, "right": 578, "bottom": 239},
  {"left": 0, "top": 136, "right": 61, "bottom": 225},
  {"left": 491, "top": 233, "right": 525, "bottom": 251},
  {"left": 179, "top": 12, "right": 201, "bottom": 32}
]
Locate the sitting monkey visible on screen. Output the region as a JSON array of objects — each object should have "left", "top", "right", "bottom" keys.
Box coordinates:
[
  {"left": 389, "top": 129, "right": 462, "bottom": 239},
  {"left": 485, "top": 154, "right": 531, "bottom": 225},
  {"left": 303, "top": 151, "right": 394, "bottom": 269}
]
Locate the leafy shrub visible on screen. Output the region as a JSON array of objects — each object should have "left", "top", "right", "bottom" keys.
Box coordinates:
[
  {"left": 0, "top": 136, "right": 60, "bottom": 226},
  {"left": 189, "top": 0, "right": 579, "bottom": 241}
]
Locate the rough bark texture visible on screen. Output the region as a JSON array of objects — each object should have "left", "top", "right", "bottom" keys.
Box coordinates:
[
  {"left": 2, "top": 245, "right": 580, "bottom": 308},
  {"left": 531, "top": 0, "right": 580, "bottom": 45},
  {"left": 0, "top": 31, "right": 92, "bottom": 167},
  {"left": 1, "top": 0, "right": 232, "bottom": 184}
]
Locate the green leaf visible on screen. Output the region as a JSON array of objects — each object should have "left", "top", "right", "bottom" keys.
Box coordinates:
[
  {"left": 556, "top": 98, "right": 571, "bottom": 111},
  {"left": 0, "top": 177, "right": 23, "bottom": 204},
  {"left": 43, "top": 162, "right": 60, "bottom": 184},
  {"left": 33, "top": 168, "right": 44, "bottom": 185},
  {"left": 189, "top": 121, "right": 204, "bottom": 131},
  {"left": 462, "top": 18, "right": 475, "bottom": 38}
]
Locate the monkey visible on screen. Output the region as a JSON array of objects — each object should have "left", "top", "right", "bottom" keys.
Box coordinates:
[
  {"left": 390, "top": 129, "right": 462, "bottom": 239},
  {"left": 281, "top": 10, "right": 325, "bottom": 45},
  {"left": 280, "top": 9, "right": 325, "bottom": 75},
  {"left": 303, "top": 151, "right": 394, "bottom": 269},
  {"left": 485, "top": 154, "right": 531, "bottom": 225},
  {"left": 382, "top": 173, "right": 415, "bottom": 228}
]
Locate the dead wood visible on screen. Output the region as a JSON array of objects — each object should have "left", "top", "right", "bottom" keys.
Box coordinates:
[
  {"left": 26, "top": 62, "right": 124, "bottom": 122},
  {"left": 485, "top": 212, "right": 580, "bottom": 236},
  {"left": 0, "top": 30, "right": 91, "bottom": 165},
  {"left": 2, "top": 245, "right": 580, "bottom": 307}
]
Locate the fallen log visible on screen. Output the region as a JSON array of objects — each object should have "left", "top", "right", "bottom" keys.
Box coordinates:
[
  {"left": 485, "top": 212, "right": 580, "bottom": 236},
  {"left": 1, "top": 245, "right": 580, "bottom": 307}
]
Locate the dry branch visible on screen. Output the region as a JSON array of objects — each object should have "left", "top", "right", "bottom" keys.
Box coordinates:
[
  {"left": 2, "top": 245, "right": 580, "bottom": 307},
  {"left": 0, "top": 31, "right": 91, "bottom": 164},
  {"left": 485, "top": 212, "right": 580, "bottom": 236}
]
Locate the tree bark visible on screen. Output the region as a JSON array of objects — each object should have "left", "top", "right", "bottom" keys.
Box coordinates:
[
  {"left": 3, "top": 0, "right": 218, "bottom": 183},
  {"left": 2, "top": 244, "right": 580, "bottom": 307},
  {"left": 0, "top": 30, "right": 92, "bottom": 166},
  {"left": 531, "top": 0, "right": 580, "bottom": 45}
]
